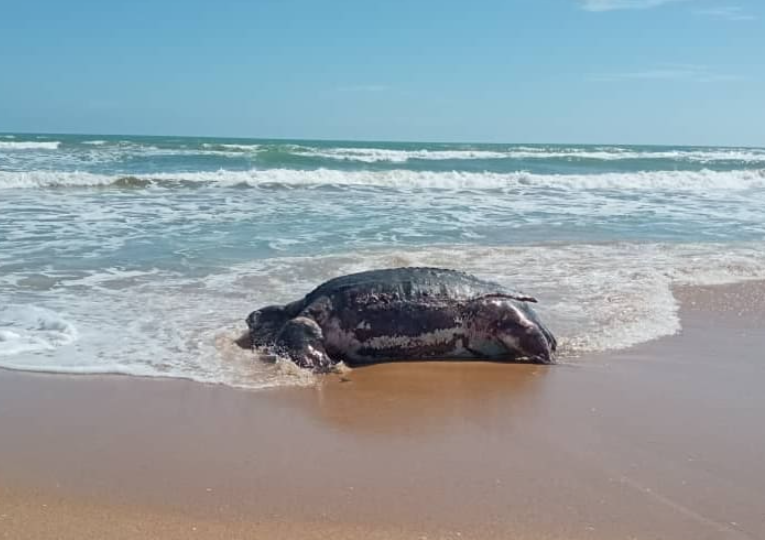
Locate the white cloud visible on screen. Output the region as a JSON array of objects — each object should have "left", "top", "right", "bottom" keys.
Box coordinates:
[
  {"left": 580, "top": 0, "right": 691, "bottom": 11},
  {"left": 695, "top": 6, "right": 755, "bottom": 21},
  {"left": 592, "top": 64, "right": 743, "bottom": 82}
]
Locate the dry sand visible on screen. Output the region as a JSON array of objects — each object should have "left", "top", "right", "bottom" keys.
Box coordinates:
[{"left": 1, "top": 282, "right": 764, "bottom": 539}]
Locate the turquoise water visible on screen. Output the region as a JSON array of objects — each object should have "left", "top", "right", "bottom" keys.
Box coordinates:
[{"left": 2, "top": 133, "right": 765, "bottom": 387}]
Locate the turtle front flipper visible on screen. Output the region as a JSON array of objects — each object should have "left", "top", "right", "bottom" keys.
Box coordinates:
[
  {"left": 247, "top": 305, "right": 291, "bottom": 348},
  {"left": 275, "top": 317, "right": 336, "bottom": 372}
]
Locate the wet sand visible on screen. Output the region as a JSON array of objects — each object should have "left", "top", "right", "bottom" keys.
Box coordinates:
[{"left": 1, "top": 282, "right": 765, "bottom": 539}]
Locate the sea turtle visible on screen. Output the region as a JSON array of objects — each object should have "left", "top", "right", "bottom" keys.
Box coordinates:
[{"left": 245, "top": 267, "right": 557, "bottom": 371}]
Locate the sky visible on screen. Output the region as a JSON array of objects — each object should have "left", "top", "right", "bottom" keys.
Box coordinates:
[{"left": 0, "top": 0, "right": 763, "bottom": 145}]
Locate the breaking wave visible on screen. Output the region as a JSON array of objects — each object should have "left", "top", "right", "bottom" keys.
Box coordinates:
[
  {"left": 2, "top": 168, "right": 764, "bottom": 192},
  {"left": 0, "top": 141, "right": 61, "bottom": 150},
  {"left": 284, "top": 145, "right": 765, "bottom": 164},
  {"left": 290, "top": 147, "right": 510, "bottom": 162}
]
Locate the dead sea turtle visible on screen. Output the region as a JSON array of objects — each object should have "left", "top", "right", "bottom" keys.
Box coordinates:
[{"left": 245, "top": 267, "right": 557, "bottom": 371}]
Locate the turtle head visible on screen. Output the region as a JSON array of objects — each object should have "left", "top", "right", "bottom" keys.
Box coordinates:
[
  {"left": 496, "top": 303, "right": 557, "bottom": 365},
  {"left": 275, "top": 317, "right": 334, "bottom": 372}
]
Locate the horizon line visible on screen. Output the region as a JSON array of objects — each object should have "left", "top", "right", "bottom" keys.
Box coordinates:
[{"left": 1, "top": 129, "right": 763, "bottom": 151}]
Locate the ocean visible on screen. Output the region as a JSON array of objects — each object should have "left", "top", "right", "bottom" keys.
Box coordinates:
[{"left": 1, "top": 133, "right": 764, "bottom": 388}]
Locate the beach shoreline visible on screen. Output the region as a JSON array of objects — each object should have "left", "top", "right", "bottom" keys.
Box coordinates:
[{"left": 2, "top": 281, "right": 764, "bottom": 539}]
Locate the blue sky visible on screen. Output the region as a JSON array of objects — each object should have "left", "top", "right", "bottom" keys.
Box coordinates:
[{"left": 1, "top": 0, "right": 762, "bottom": 145}]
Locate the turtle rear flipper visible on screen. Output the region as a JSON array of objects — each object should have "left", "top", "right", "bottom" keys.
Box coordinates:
[{"left": 275, "top": 317, "right": 336, "bottom": 372}]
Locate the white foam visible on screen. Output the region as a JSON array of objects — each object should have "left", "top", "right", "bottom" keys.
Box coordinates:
[
  {"left": 216, "top": 243, "right": 765, "bottom": 355},
  {"left": 292, "top": 147, "right": 510, "bottom": 162},
  {"left": 2, "top": 168, "right": 765, "bottom": 192},
  {"left": 0, "top": 171, "right": 126, "bottom": 188},
  {"left": 1, "top": 243, "right": 765, "bottom": 387},
  {"left": 219, "top": 143, "right": 262, "bottom": 151},
  {"left": 285, "top": 145, "right": 765, "bottom": 163},
  {"left": 501, "top": 146, "right": 765, "bottom": 163},
  {"left": 0, "top": 141, "right": 60, "bottom": 150},
  {"left": 0, "top": 305, "right": 79, "bottom": 356},
  {"left": 201, "top": 143, "right": 262, "bottom": 152},
  {"left": 82, "top": 140, "right": 108, "bottom": 145}
]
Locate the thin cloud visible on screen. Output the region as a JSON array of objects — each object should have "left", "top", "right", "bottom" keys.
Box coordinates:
[
  {"left": 695, "top": 6, "right": 755, "bottom": 21},
  {"left": 580, "top": 0, "right": 691, "bottom": 11},
  {"left": 592, "top": 64, "right": 743, "bottom": 82}
]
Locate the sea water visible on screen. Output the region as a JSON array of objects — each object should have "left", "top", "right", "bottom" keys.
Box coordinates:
[{"left": 1, "top": 133, "right": 764, "bottom": 388}]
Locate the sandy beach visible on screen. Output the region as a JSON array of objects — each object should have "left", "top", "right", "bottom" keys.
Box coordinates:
[
  {"left": 2, "top": 281, "right": 764, "bottom": 539},
  {"left": 4, "top": 1, "right": 764, "bottom": 537}
]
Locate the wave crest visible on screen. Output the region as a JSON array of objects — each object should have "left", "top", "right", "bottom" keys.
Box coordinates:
[
  {"left": 275, "top": 145, "right": 765, "bottom": 163},
  {"left": 2, "top": 168, "right": 764, "bottom": 192},
  {"left": 0, "top": 141, "right": 61, "bottom": 150}
]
